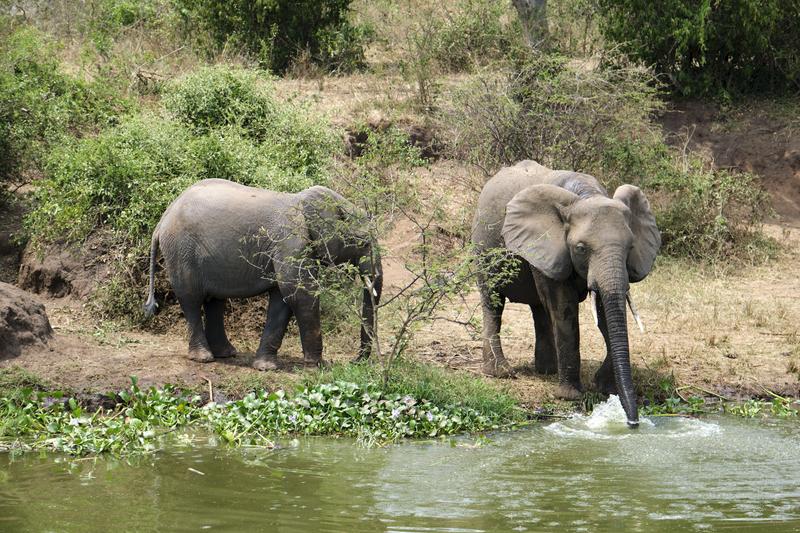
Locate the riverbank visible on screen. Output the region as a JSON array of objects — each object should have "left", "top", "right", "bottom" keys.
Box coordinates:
[{"left": 1, "top": 221, "right": 798, "bottom": 414}]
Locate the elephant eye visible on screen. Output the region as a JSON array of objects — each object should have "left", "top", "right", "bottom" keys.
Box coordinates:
[{"left": 575, "top": 243, "right": 587, "bottom": 254}]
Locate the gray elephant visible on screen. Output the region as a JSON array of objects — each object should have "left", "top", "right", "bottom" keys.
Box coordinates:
[
  {"left": 143, "top": 178, "right": 382, "bottom": 370},
  {"left": 471, "top": 161, "right": 660, "bottom": 426}
]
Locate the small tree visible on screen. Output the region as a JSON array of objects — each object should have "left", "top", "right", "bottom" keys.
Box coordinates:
[
  {"left": 596, "top": 0, "right": 800, "bottom": 96},
  {"left": 174, "top": 0, "right": 368, "bottom": 73},
  {"left": 511, "top": 0, "right": 549, "bottom": 48}
]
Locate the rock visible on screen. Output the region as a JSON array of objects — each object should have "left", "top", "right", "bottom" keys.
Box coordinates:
[
  {"left": 17, "top": 234, "right": 112, "bottom": 298},
  {"left": 0, "top": 282, "right": 53, "bottom": 358}
]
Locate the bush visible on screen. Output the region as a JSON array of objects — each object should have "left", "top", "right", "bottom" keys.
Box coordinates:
[
  {"left": 440, "top": 51, "right": 773, "bottom": 262},
  {"left": 598, "top": 137, "right": 774, "bottom": 262},
  {"left": 164, "top": 66, "right": 336, "bottom": 181},
  {"left": 442, "top": 51, "right": 661, "bottom": 173},
  {"left": 419, "top": 0, "right": 521, "bottom": 73},
  {"left": 26, "top": 66, "right": 337, "bottom": 318},
  {"left": 0, "top": 24, "right": 125, "bottom": 189},
  {"left": 596, "top": 0, "right": 800, "bottom": 97},
  {"left": 174, "top": 0, "right": 369, "bottom": 73}
]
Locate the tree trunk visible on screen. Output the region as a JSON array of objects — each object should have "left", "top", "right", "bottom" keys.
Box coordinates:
[{"left": 511, "top": 0, "right": 549, "bottom": 49}]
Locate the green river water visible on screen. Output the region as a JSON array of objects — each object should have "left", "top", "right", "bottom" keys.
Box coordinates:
[{"left": 1, "top": 397, "right": 799, "bottom": 532}]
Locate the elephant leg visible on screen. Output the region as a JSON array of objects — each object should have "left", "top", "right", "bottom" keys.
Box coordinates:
[
  {"left": 531, "top": 304, "right": 557, "bottom": 374},
  {"left": 177, "top": 295, "right": 214, "bottom": 363},
  {"left": 288, "top": 287, "right": 324, "bottom": 366},
  {"left": 533, "top": 272, "right": 582, "bottom": 399},
  {"left": 479, "top": 278, "right": 513, "bottom": 378},
  {"left": 593, "top": 298, "right": 617, "bottom": 395},
  {"left": 254, "top": 288, "right": 293, "bottom": 371},
  {"left": 203, "top": 298, "right": 237, "bottom": 358}
]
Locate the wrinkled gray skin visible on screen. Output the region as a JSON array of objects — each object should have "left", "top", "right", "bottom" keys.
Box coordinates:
[
  {"left": 472, "top": 161, "right": 660, "bottom": 426},
  {"left": 143, "top": 179, "right": 382, "bottom": 370}
]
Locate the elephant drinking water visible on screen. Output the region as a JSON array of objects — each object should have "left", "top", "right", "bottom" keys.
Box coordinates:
[
  {"left": 143, "top": 179, "right": 382, "bottom": 370},
  {"left": 471, "top": 161, "right": 660, "bottom": 426}
]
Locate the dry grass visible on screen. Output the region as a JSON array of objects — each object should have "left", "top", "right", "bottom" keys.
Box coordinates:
[{"left": 407, "top": 222, "right": 800, "bottom": 405}]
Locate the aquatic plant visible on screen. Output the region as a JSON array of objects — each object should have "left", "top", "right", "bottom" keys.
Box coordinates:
[
  {"left": 641, "top": 386, "right": 799, "bottom": 419},
  {"left": 0, "top": 377, "right": 521, "bottom": 457}
]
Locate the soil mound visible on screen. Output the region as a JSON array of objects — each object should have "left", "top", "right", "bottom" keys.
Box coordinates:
[
  {"left": 660, "top": 101, "right": 800, "bottom": 225},
  {"left": 0, "top": 282, "right": 53, "bottom": 358},
  {"left": 17, "top": 235, "right": 112, "bottom": 298}
]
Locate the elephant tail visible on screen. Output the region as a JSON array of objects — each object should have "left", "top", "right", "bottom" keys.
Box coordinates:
[{"left": 143, "top": 229, "right": 160, "bottom": 317}]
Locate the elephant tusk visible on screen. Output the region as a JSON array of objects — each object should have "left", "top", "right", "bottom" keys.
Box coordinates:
[
  {"left": 589, "top": 290, "right": 599, "bottom": 327},
  {"left": 363, "top": 275, "right": 378, "bottom": 297},
  {"left": 626, "top": 292, "right": 645, "bottom": 333}
]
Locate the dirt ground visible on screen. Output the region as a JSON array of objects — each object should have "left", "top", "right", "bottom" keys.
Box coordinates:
[
  {"left": 3, "top": 217, "right": 798, "bottom": 407},
  {"left": 2, "top": 100, "right": 799, "bottom": 405},
  {"left": 660, "top": 100, "right": 800, "bottom": 226}
]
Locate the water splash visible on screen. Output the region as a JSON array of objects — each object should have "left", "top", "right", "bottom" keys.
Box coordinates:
[
  {"left": 545, "top": 395, "right": 719, "bottom": 440},
  {"left": 585, "top": 395, "right": 643, "bottom": 430}
]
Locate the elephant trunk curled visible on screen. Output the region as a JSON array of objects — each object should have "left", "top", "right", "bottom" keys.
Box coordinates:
[{"left": 357, "top": 246, "right": 382, "bottom": 360}]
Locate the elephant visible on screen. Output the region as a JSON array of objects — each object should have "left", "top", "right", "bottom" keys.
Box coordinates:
[
  {"left": 142, "top": 178, "right": 382, "bottom": 370},
  {"left": 471, "top": 160, "right": 660, "bottom": 426}
]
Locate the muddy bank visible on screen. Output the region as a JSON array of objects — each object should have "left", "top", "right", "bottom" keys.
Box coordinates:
[
  {"left": 660, "top": 100, "right": 800, "bottom": 225},
  {"left": 0, "top": 282, "right": 52, "bottom": 359}
]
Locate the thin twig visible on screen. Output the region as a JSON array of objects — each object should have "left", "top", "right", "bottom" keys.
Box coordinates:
[
  {"left": 203, "top": 377, "right": 214, "bottom": 404},
  {"left": 675, "top": 384, "right": 732, "bottom": 402}
]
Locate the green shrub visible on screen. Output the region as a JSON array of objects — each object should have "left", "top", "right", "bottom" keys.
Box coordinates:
[
  {"left": 0, "top": 24, "right": 126, "bottom": 188},
  {"left": 596, "top": 0, "right": 800, "bottom": 97},
  {"left": 174, "top": 0, "right": 369, "bottom": 73},
  {"left": 165, "top": 66, "right": 335, "bottom": 181},
  {"left": 598, "top": 136, "right": 774, "bottom": 262},
  {"left": 422, "top": 0, "right": 521, "bottom": 73},
  {"left": 88, "top": 0, "right": 161, "bottom": 56},
  {"left": 442, "top": 51, "right": 661, "bottom": 173},
  {"left": 440, "top": 51, "right": 773, "bottom": 262},
  {"left": 26, "top": 66, "right": 337, "bottom": 318}
]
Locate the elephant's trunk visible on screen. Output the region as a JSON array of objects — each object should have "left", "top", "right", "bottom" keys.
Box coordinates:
[
  {"left": 357, "top": 246, "right": 382, "bottom": 361},
  {"left": 600, "top": 290, "right": 639, "bottom": 427},
  {"left": 590, "top": 246, "right": 638, "bottom": 427}
]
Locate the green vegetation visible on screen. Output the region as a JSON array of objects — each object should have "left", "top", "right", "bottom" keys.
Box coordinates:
[
  {"left": 25, "top": 66, "right": 336, "bottom": 318},
  {"left": 596, "top": 0, "right": 800, "bottom": 97},
  {"left": 0, "top": 369, "right": 524, "bottom": 456},
  {"left": 306, "top": 359, "right": 523, "bottom": 424},
  {"left": 175, "top": 0, "right": 370, "bottom": 73},
  {"left": 639, "top": 379, "right": 799, "bottom": 419},
  {"left": 0, "top": 24, "right": 127, "bottom": 190},
  {"left": 443, "top": 51, "right": 774, "bottom": 263},
  {"left": 29, "top": 66, "right": 334, "bottom": 246}
]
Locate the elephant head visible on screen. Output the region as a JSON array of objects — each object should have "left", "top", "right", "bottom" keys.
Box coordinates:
[
  {"left": 299, "top": 186, "right": 383, "bottom": 360},
  {"left": 501, "top": 183, "right": 660, "bottom": 426}
]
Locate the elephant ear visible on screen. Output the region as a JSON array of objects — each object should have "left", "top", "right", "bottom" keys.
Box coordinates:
[
  {"left": 614, "top": 184, "right": 661, "bottom": 282},
  {"left": 501, "top": 184, "right": 579, "bottom": 281}
]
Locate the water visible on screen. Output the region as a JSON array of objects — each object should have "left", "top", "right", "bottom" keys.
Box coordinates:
[{"left": 1, "top": 398, "right": 799, "bottom": 532}]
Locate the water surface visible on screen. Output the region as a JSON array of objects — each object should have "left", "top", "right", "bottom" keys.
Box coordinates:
[{"left": 1, "top": 398, "right": 799, "bottom": 532}]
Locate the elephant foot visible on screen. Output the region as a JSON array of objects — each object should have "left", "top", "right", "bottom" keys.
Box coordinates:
[
  {"left": 556, "top": 382, "right": 584, "bottom": 401},
  {"left": 594, "top": 365, "right": 617, "bottom": 396},
  {"left": 303, "top": 358, "right": 329, "bottom": 369},
  {"left": 211, "top": 343, "right": 238, "bottom": 359},
  {"left": 594, "top": 375, "right": 618, "bottom": 396},
  {"left": 188, "top": 346, "right": 215, "bottom": 363},
  {"left": 483, "top": 358, "right": 515, "bottom": 378},
  {"left": 253, "top": 356, "right": 279, "bottom": 371},
  {"left": 534, "top": 355, "right": 557, "bottom": 375}
]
